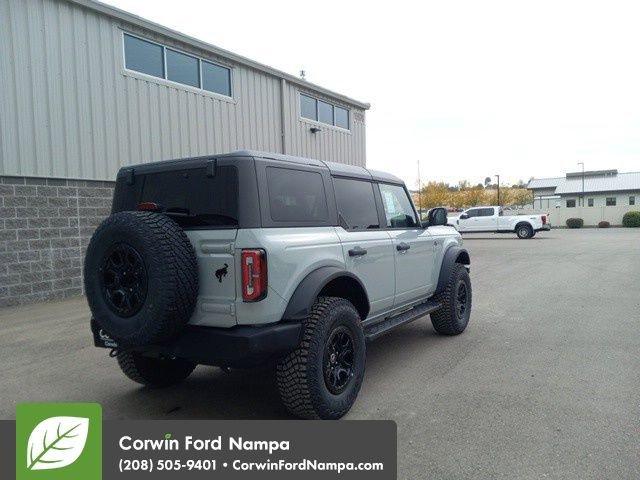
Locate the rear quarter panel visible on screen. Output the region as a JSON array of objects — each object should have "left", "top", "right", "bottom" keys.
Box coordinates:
[
  {"left": 234, "top": 227, "right": 344, "bottom": 325},
  {"left": 505, "top": 215, "right": 543, "bottom": 229}
]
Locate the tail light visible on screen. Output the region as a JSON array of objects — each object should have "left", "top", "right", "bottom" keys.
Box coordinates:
[
  {"left": 241, "top": 249, "right": 267, "bottom": 302},
  {"left": 542, "top": 215, "right": 547, "bottom": 225},
  {"left": 137, "top": 202, "right": 161, "bottom": 212}
]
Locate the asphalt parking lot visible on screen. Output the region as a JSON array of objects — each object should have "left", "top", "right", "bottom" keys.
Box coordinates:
[{"left": 1, "top": 228, "right": 638, "bottom": 479}]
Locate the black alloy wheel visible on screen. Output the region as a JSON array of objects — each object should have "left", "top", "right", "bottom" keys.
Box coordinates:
[
  {"left": 323, "top": 326, "right": 356, "bottom": 395},
  {"left": 455, "top": 281, "right": 468, "bottom": 320},
  {"left": 100, "top": 242, "right": 148, "bottom": 318}
]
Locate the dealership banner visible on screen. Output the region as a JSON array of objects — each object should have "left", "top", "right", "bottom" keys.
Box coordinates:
[{"left": 1, "top": 404, "right": 397, "bottom": 479}]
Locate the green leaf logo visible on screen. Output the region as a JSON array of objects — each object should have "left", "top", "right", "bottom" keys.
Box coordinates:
[{"left": 26, "top": 416, "right": 89, "bottom": 471}]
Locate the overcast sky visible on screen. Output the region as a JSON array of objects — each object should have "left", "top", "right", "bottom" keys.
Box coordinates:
[{"left": 103, "top": 0, "right": 640, "bottom": 188}]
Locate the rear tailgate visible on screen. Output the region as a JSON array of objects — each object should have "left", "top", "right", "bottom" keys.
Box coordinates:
[
  {"left": 186, "top": 229, "right": 238, "bottom": 327},
  {"left": 112, "top": 160, "right": 241, "bottom": 327}
]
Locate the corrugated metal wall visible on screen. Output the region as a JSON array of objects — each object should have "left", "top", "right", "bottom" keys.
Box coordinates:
[
  {"left": 284, "top": 84, "right": 367, "bottom": 166},
  {"left": 0, "top": 0, "right": 366, "bottom": 181}
]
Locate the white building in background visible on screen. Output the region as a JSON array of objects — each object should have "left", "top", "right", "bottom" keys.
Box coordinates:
[{"left": 528, "top": 169, "right": 640, "bottom": 210}]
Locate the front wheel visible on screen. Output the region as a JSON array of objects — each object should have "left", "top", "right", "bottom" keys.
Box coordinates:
[
  {"left": 430, "top": 264, "right": 472, "bottom": 335},
  {"left": 276, "top": 297, "right": 366, "bottom": 419}
]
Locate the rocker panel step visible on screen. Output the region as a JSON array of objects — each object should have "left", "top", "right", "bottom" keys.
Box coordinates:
[{"left": 364, "top": 299, "right": 441, "bottom": 341}]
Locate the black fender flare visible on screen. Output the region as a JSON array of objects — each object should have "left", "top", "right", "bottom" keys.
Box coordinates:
[
  {"left": 436, "top": 246, "right": 471, "bottom": 294},
  {"left": 282, "top": 266, "right": 370, "bottom": 321}
]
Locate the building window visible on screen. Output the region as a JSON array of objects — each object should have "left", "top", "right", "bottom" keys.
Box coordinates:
[
  {"left": 202, "top": 61, "right": 231, "bottom": 97},
  {"left": 299, "top": 94, "right": 350, "bottom": 130},
  {"left": 318, "top": 100, "right": 334, "bottom": 124},
  {"left": 566, "top": 199, "right": 576, "bottom": 208},
  {"left": 588, "top": 198, "right": 594, "bottom": 207},
  {"left": 335, "top": 107, "right": 349, "bottom": 129},
  {"left": 166, "top": 49, "right": 200, "bottom": 88},
  {"left": 300, "top": 95, "right": 317, "bottom": 121},
  {"left": 630, "top": 196, "right": 636, "bottom": 206},
  {"left": 124, "top": 34, "right": 164, "bottom": 78},
  {"left": 123, "top": 33, "right": 232, "bottom": 97},
  {"left": 606, "top": 197, "right": 616, "bottom": 206}
]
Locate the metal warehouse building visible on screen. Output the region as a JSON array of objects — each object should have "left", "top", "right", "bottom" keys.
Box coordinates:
[
  {"left": 528, "top": 169, "right": 640, "bottom": 209},
  {"left": 0, "top": 0, "right": 370, "bottom": 306}
]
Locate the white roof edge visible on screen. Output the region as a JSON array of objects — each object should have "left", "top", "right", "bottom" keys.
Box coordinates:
[
  {"left": 529, "top": 171, "right": 640, "bottom": 194},
  {"left": 67, "top": 0, "right": 371, "bottom": 110}
]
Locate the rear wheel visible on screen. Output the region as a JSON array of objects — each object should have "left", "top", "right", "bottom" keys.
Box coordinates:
[
  {"left": 516, "top": 224, "right": 534, "bottom": 239},
  {"left": 116, "top": 351, "right": 196, "bottom": 387},
  {"left": 276, "top": 297, "right": 366, "bottom": 419}
]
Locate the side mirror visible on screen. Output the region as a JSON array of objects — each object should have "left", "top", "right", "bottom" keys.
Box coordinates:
[
  {"left": 460, "top": 213, "right": 469, "bottom": 220},
  {"left": 425, "top": 207, "right": 448, "bottom": 227}
]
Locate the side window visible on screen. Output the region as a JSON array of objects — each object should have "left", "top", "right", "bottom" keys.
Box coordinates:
[
  {"left": 466, "top": 209, "right": 480, "bottom": 218},
  {"left": 378, "top": 184, "right": 418, "bottom": 228},
  {"left": 333, "top": 178, "right": 379, "bottom": 230},
  {"left": 478, "top": 208, "right": 494, "bottom": 217},
  {"left": 266, "top": 167, "right": 328, "bottom": 223}
]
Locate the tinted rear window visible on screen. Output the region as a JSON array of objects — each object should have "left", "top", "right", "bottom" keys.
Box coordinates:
[
  {"left": 136, "top": 166, "right": 238, "bottom": 228},
  {"left": 334, "top": 178, "right": 379, "bottom": 229},
  {"left": 266, "top": 167, "right": 328, "bottom": 223}
]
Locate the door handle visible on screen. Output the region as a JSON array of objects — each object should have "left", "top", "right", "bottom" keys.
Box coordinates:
[
  {"left": 348, "top": 246, "right": 368, "bottom": 257},
  {"left": 396, "top": 242, "right": 410, "bottom": 252}
]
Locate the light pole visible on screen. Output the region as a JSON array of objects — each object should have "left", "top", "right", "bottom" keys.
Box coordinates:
[
  {"left": 417, "top": 159, "right": 422, "bottom": 217},
  {"left": 577, "top": 162, "right": 585, "bottom": 206},
  {"left": 495, "top": 174, "right": 500, "bottom": 206}
]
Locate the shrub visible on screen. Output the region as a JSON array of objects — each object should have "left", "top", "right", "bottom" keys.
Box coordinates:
[
  {"left": 598, "top": 221, "right": 610, "bottom": 228},
  {"left": 566, "top": 218, "right": 584, "bottom": 229},
  {"left": 622, "top": 211, "right": 640, "bottom": 228}
]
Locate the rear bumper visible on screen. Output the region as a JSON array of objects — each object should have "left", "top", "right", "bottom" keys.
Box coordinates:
[
  {"left": 536, "top": 224, "right": 552, "bottom": 231},
  {"left": 91, "top": 319, "right": 302, "bottom": 368}
]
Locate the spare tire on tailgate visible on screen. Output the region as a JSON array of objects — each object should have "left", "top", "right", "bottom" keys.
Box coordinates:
[{"left": 84, "top": 211, "right": 198, "bottom": 346}]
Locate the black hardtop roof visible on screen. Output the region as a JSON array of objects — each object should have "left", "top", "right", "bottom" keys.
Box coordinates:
[{"left": 118, "top": 150, "right": 404, "bottom": 185}]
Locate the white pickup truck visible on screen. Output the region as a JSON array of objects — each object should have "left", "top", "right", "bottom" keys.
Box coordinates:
[{"left": 448, "top": 206, "right": 550, "bottom": 239}]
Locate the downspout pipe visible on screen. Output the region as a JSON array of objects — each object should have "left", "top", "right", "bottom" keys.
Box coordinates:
[{"left": 280, "top": 78, "right": 287, "bottom": 154}]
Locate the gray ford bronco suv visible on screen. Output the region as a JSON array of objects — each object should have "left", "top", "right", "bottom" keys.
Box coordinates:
[{"left": 85, "top": 150, "right": 471, "bottom": 419}]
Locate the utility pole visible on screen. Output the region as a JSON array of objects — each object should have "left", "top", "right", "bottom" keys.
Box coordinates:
[
  {"left": 577, "top": 162, "right": 585, "bottom": 206},
  {"left": 417, "top": 159, "right": 422, "bottom": 217},
  {"left": 495, "top": 174, "right": 500, "bottom": 206}
]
